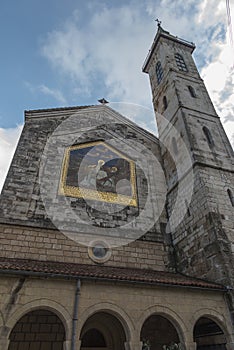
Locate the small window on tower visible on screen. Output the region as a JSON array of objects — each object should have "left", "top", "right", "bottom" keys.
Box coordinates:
[
  {"left": 156, "top": 61, "right": 163, "bottom": 84},
  {"left": 203, "top": 126, "right": 214, "bottom": 147},
  {"left": 163, "top": 96, "right": 168, "bottom": 110},
  {"left": 175, "top": 53, "right": 188, "bottom": 72},
  {"left": 185, "top": 199, "right": 191, "bottom": 217},
  {"left": 227, "top": 189, "right": 234, "bottom": 207},
  {"left": 172, "top": 137, "right": 178, "bottom": 155},
  {"left": 188, "top": 85, "right": 196, "bottom": 98}
]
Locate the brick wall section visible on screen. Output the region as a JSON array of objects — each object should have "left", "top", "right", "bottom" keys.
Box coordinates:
[
  {"left": 168, "top": 166, "right": 234, "bottom": 285},
  {"left": 0, "top": 224, "right": 168, "bottom": 271}
]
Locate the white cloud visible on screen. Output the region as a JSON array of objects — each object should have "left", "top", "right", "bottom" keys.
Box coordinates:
[
  {"left": 197, "top": 0, "right": 226, "bottom": 27},
  {"left": 42, "top": 5, "right": 153, "bottom": 105},
  {"left": 25, "top": 82, "right": 67, "bottom": 104},
  {"left": 200, "top": 26, "right": 234, "bottom": 147},
  {"left": 0, "top": 125, "right": 23, "bottom": 193},
  {"left": 38, "top": 84, "right": 67, "bottom": 104},
  {"left": 202, "top": 53, "right": 234, "bottom": 147},
  {"left": 41, "top": 1, "right": 233, "bottom": 149}
]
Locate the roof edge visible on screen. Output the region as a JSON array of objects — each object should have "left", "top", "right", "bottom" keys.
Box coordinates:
[
  {"left": 24, "top": 103, "right": 159, "bottom": 143},
  {"left": 24, "top": 104, "right": 93, "bottom": 115},
  {"left": 0, "top": 257, "right": 226, "bottom": 292}
]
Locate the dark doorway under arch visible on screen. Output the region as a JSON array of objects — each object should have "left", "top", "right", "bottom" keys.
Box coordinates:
[
  {"left": 80, "top": 311, "right": 126, "bottom": 350},
  {"left": 194, "top": 317, "right": 227, "bottom": 350},
  {"left": 8, "top": 309, "right": 65, "bottom": 350},
  {"left": 140, "top": 314, "right": 181, "bottom": 350},
  {"left": 82, "top": 328, "right": 106, "bottom": 347}
]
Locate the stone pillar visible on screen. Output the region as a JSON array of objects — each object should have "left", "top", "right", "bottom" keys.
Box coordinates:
[
  {"left": 63, "top": 340, "right": 71, "bottom": 350},
  {"left": 184, "top": 341, "right": 197, "bottom": 350},
  {"left": 125, "top": 340, "right": 142, "bottom": 350},
  {"left": 64, "top": 339, "right": 81, "bottom": 350},
  {"left": 0, "top": 325, "right": 10, "bottom": 350},
  {"left": 76, "top": 339, "right": 82, "bottom": 349},
  {"left": 226, "top": 342, "right": 234, "bottom": 350},
  {"left": 0, "top": 336, "right": 9, "bottom": 350}
]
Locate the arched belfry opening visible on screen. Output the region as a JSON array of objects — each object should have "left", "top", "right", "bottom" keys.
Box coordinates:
[
  {"left": 140, "top": 314, "right": 181, "bottom": 350},
  {"left": 194, "top": 317, "right": 227, "bottom": 349},
  {"left": 80, "top": 311, "right": 127, "bottom": 350},
  {"left": 8, "top": 309, "right": 65, "bottom": 350}
]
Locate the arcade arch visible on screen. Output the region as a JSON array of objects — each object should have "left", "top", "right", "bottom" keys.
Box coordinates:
[
  {"left": 8, "top": 309, "right": 66, "bottom": 350},
  {"left": 79, "top": 311, "right": 127, "bottom": 350}
]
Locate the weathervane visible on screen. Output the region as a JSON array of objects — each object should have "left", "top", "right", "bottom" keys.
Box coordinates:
[{"left": 155, "top": 18, "right": 162, "bottom": 27}]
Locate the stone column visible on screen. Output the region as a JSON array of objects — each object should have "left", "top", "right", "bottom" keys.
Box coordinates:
[
  {"left": 0, "top": 336, "right": 9, "bottom": 350},
  {"left": 63, "top": 340, "right": 71, "bottom": 350},
  {"left": 226, "top": 342, "right": 234, "bottom": 350},
  {"left": 0, "top": 325, "right": 10, "bottom": 350},
  {"left": 124, "top": 340, "right": 142, "bottom": 350},
  {"left": 183, "top": 341, "right": 197, "bottom": 350},
  {"left": 64, "top": 339, "right": 81, "bottom": 350}
]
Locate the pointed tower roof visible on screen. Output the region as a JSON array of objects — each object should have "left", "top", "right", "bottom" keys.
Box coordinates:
[{"left": 142, "top": 23, "right": 195, "bottom": 73}]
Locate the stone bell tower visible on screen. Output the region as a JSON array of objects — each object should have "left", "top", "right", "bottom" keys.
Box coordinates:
[{"left": 143, "top": 23, "right": 234, "bottom": 318}]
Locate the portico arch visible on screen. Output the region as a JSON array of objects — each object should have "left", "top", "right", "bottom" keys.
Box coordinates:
[
  {"left": 8, "top": 308, "right": 66, "bottom": 350},
  {"left": 78, "top": 302, "right": 133, "bottom": 342},
  {"left": 194, "top": 316, "right": 227, "bottom": 349},
  {"left": 5, "top": 298, "right": 71, "bottom": 337},
  {"left": 79, "top": 311, "right": 127, "bottom": 350},
  {"left": 140, "top": 313, "right": 182, "bottom": 350},
  {"left": 138, "top": 305, "right": 187, "bottom": 347}
]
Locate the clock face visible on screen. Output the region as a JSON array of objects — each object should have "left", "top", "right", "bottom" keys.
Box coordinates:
[{"left": 59, "top": 141, "right": 137, "bottom": 206}]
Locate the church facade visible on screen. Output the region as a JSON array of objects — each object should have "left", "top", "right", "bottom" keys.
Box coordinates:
[{"left": 0, "top": 25, "right": 233, "bottom": 350}]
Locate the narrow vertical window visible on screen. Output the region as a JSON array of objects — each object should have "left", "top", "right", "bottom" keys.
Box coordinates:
[
  {"left": 163, "top": 96, "right": 168, "bottom": 110},
  {"left": 188, "top": 85, "right": 196, "bottom": 97},
  {"left": 156, "top": 61, "right": 163, "bottom": 84},
  {"left": 227, "top": 189, "right": 234, "bottom": 207},
  {"left": 175, "top": 53, "right": 188, "bottom": 72},
  {"left": 172, "top": 137, "right": 178, "bottom": 155},
  {"left": 185, "top": 199, "right": 191, "bottom": 217},
  {"left": 203, "top": 126, "right": 214, "bottom": 147}
]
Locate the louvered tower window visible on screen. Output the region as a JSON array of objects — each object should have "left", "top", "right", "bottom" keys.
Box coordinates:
[
  {"left": 156, "top": 61, "right": 163, "bottom": 84},
  {"left": 172, "top": 137, "right": 178, "bottom": 155},
  {"left": 175, "top": 53, "right": 188, "bottom": 72},
  {"left": 203, "top": 126, "right": 214, "bottom": 147}
]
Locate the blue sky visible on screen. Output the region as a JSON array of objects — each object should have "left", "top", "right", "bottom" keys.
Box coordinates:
[
  {"left": 0, "top": 0, "right": 234, "bottom": 189},
  {"left": 0, "top": 0, "right": 85, "bottom": 128}
]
